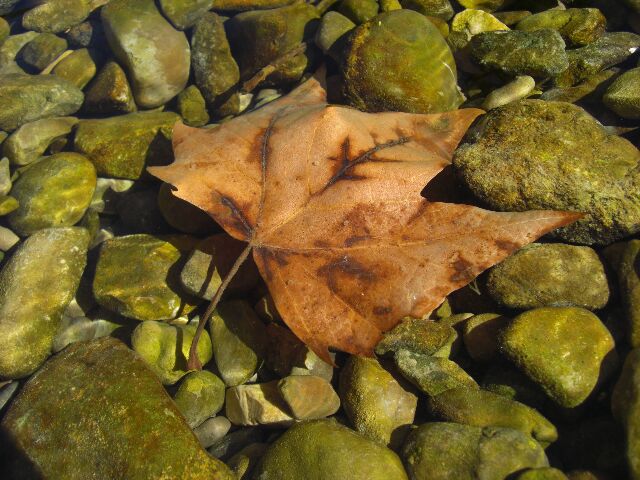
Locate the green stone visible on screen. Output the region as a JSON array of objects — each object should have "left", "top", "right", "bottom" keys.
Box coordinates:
[
  {"left": 210, "top": 300, "right": 266, "bottom": 386},
  {"left": 253, "top": 419, "right": 408, "bottom": 480},
  {"left": 470, "top": 29, "right": 568, "bottom": 77},
  {"left": 174, "top": 370, "right": 226, "bottom": 427},
  {"left": 314, "top": 11, "right": 355, "bottom": 59},
  {"left": 8, "top": 153, "right": 96, "bottom": 236},
  {"left": 211, "top": 0, "right": 295, "bottom": 10},
  {"left": 22, "top": 0, "right": 91, "bottom": 33},
  {"left": 339, "top": 355, "right": 417, "bottom": 448},
  {"left": 458, "top": 0, "right": 509, "bottom": 11},
  {"left": 0, "top": 227, "right": 89, "bottom": 379},
  {"left": 176, "top": 85, "right": 210, "bottom": 127},
  {"left": 132, "top": 320, "right": 213, "bottom": 385},
  {"left": 102, "top": 0, "right": 190, "bottom": 108},
  {"left": 604, "top": 67, "right": 640, "bottom": 119},
  {"left": 608, "top": 241, "right": 640, "bottom": 347},
  {"left": 17, "top": 33, "right": 67, "bottom": 72},
  {"left": 93, "top": 234, "right": 199, "bottom": 321},
  {"left": 83, "top": 60, "right": 136, "bottom": 114},
  {"left": 612, "top": 348, "right": 640, "bottom": 479},
  {"left": 225, "top": 380, "right": 294, "bottom": 426},
  {"left": 0, "top": 194, "right": 17, "bottom": 215},
  {"left": 0, "top": 73, "right": 83, "bottom": 131},
  {"left": 462, "top": 313, "right": 510, "bottom": 362},
  {"left": 0, "top": 158, "right": 11, "bottom": 196},
  {"left": 401, "top": 422, "right": 549, "bottom": 480},
  {"left": 400, "top": 0, "right": 453, "bottom": 20},
  {"left": 52, "top": 316, "right": 121, "bottom": 353},
  {"left": 0, "top": 338, "right": 234, "bottom": 479},
  {"left": 277, "top": 375, "right": 341, "bottom": 420},
  {"left": 337, "top": 0, "right": 379, "bottom": 24},
  {"left": 0, "top": 32, "right": 38, "bottom": 75},
  {"left": 74, "top": 111, "right": 179, "bottom": 179},
  {"left": 453, "top": 100, "right": 640, "bottom": 245},
  {"left": 449, "top": 9, "right": 509, "bottom": 50},
  {"left": 494, "top": 10, "right": 532, "bottom": 26},
  {"left": 515, "top": 8, "right": 606, "bottom": 47},
  {"left": 502, "top": 307, "right": 616, "bottom": 408},
  {"left": 541, "top": 68, "right": 617, "bottom": 103},
  {"left": 227, "top": 443, "right": 268, "bottom": 480},
  {"left": 3, "top": 116, "right": 78, "bottom": 166},
  {"left": 159, "top": 0, "right": 214, "bottom": 30},
  {"left": 516, "top": 468, "right": 569, "bottom": 480},
  {"left": 481, "top": 75, "right": 535, "bottom": 110},
  {"left": 481, "top": 363, "right": 548, "bottom": 409},
  {"left": 375, "top": 317, "right": 456, "bottom": 357},
  {"left": 52, "top": 48, "right": 97, "bottom": 89},
  {"left": 0, "top": 16, "right": 8, "bottom": 44}
]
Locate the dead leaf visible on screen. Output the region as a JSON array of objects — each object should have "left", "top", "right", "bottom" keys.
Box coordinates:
[{"left": 149, "top": 73, "right": 580, "bottom": 364}]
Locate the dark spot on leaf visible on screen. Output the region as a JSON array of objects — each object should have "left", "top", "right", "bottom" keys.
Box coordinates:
[
  {"left": 373, "top": 306, "right": 392, "bottom": 316},
  {"left": 495, "top": 239, "right": 520, "bottom": 252},
  {"left": 344, "top": 235, "right": 370, "bottom": 247},
  {"left": 450, "top": 258, "right": 475, "bottom": 283}
]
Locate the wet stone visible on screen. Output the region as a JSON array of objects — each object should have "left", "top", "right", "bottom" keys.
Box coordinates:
[
  {"left": 22, "top": 0, "right": 91, "bottom": 33},
  {"left": 225, "top": 380, "right": 294, "bottom": 426},
  {"left": 481, "top": 75, "right": 535, "bottom": 110},
  {"left": 516, "top": 468, "right": 569, "bottom": 480},
  {"left": 606, "top": 240, "right": 640, "bottom": 347},
  {"left": 158, "top": 182, "right": 218, "bottom": 234},
  {"left": 17, "top": 33, "right": 67, "bottom": 73},
  {"left": 83, "top": 60, "right": 137, "bottom": 115},
  {"left": 315, "top": 11, "right": 356, "bottom": 59},
  {"left": 449, "top": 9, "right": 509, "bottom": 51},
  {"left": 603, "top": 67, "right": 640, "bottom": 120},
  {"left": 227, "top": 443, "right": 268, "bottom": 480},
  {"left": 0, "top": 32, "right": 39, "bottom": 75},
  {"left": 277, "top": 375, "right": 340, "bottom": 420},
  {"left": 176, "top": 85, "right": 210, "bottom": 127},
  {"left": 515, "top": 8, "right": 606, "bottom": 47},
  {"left": 174, "top": 370, "right": 225, "bottom": 427},
  {"left": 52, "top": 48, "right": 97, "bottom": 89},
  {"left": 159, "top": 0, "right": 214, "bottom": 30},
  {"left": 3, "top": 116, "right": 78, "bottom": 166},
  {"left": 52, "top": 316, "right": 121, "bottom": 353},
  {"left": 337, "top": 0, "right": 379, "bottom": 24},
  {"left": 612, "top": 348, "right": 640, "bottom": 479},
  {"left": 462, "top": 313, "right": 510, "bottom": 362},
  {"left": 375, "top": 317, "right": 455, "bottom": 357},
  {"left": 194, "top": 416, "right": 231, "bottom": 449}
]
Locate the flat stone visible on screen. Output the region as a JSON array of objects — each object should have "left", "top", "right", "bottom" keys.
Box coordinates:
[
  {"left": 17, "top": 33, "right": 67, "bottom": 73},
  {"left": 612, "top": 348, "right": 640, "bottom": 479},
  {"left": 159, "top": 0, "right": 214, "bottom": 30},
  {"left": 83, "top": 60, "right": 137, "bottom": 115},
  {"left": 22, "top": 0, "right": 91, "bottom": 33},
  {"left": 604, "top": 67, "right": 640, "bottom": 119},
  {"left": 225, "top": 381, "right": 294, "bottom": 426},
  {"left": 52, "top": 48, "right": 97, "bottom": 89},
  {"left": 3, "top": 116, "right": 78, "bottom": 166},
  {"left": 277, "top": 375, "right": 340, "bottom": 420},
  {"left": 375, "top": 317, "right": 456, "bottom": 357},
  {"left": 515, "top": 8, "right": 606, "bottom": 47},
  {"left": 176, "top": 85, "right": 210, "bottom": 127},
  {"left": 174, "top": 370, "right": 225, "bottom": 427}
]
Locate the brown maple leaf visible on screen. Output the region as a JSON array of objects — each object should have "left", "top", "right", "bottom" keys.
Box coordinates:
[{"left": 148, "top": 73, "right": 580, "bottom": 367}]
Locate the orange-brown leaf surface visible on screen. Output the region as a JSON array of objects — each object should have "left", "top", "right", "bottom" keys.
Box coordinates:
[{"left": 148, "top": 73, "right": 580, "bottom": 364}]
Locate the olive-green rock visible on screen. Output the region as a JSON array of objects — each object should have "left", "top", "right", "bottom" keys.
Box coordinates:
[
  {"left": 194, "top": 416, "right": 231, "bottom": 449},
  {"left": 0, "top": 227, "right": 89, "bottom": 379},
  {"left": 8, "top": 153, "right": 96, "bottom": 236},
  {"left": 400, "top": 0, "right": 453, "bottom": 20},
  {"left": 338, "top": 0, "right": 379, "bottom": 24},
  {"left": 174, "top": 370, "right": 226, "bottom": 427},
  {"left": 482, "top": 75, "right": 535, "bottom": 110},
  {"left": 448, "top": 8, "right": 509, "bottom": 50},
  {"left": 159, "top": 0, "right": 214, "bottom": 30},
  {"left": 211, "top": 0, "right": 295, "bottom": 10},
  {"left": 516, "top": 8, "right": 605, "bottom": 47},
  {"left": 394, "top": 349, "right": 478, "bottom": 396},
  {"left": 462, "top": 313, "right": 510, "bottom": 362},
  {"left": 0, "top": 337, "right": 234, "bottom": 479},
  {"left": 401, "top": 422, "right": 549, "bottom": 480},
  {"left": 607, "top": 241, "right": 640, "bottom": 347},
  {"left": 210, "top": 300, "right": 266, "bottom": 386},
  {"left": 226, "top": 380, "right": 294, "bottom": 426},
  {"left": 102, "top": 0, "right": 190, "bottom": 108},
  {"left": 157, "top": 182, "right": 218, "bottom": 234},
  {"left": 0, "top": 32, "right": 38, "bottom": 75},
  {"left": 0, "top": 73, "right": 83, "bottom": 131},
  {"left": 481, "top": 363, "right": 548, "bottom": 409},
  {"left": 612, "top": 348, "right": 640, "bottom": 479},
  {"left": 375, "top": 317, "right": 457, "bottom": 357},
  {"left": 470, "top": 29, "right": 568, "bottom": 77},
  {"left": 343, "top": 10, "right": 463, "bottom": 113},
  {"left": 502, "top": 307, "right": 616, "bottom": 408},
  {"left": 339, "top": 355, "right": 417, "bottom": 448},
  {"left": 0, "top": 195, "right": 17, "bottom": 216},
  {"left": 17, "top": 33, "right": 67, "bottom": 72},
  {"left": 74, "top": 111, "right": 179, "bottom": 179},
  {"left": 516, "top": 468, "right": 570, "bottom": 480},
  {"left": 83, "top": 60, "right": 136, "bottom": 115},
  {"left": 52, "top": 48, "right": 97, "bottom": 89},
  {"left": 22, "top": 0, "right": 91, "bottom": 33},
  {"left": 3, "top": 116, "right": 77, "bottom": 166},
  {"left": 541, "top": 68, "right": 616, "bottom": 103},
  {"left": 253, "top": 419, "right": 408, "bottom": 480},
  {"left": 453, "top": 100, "right": 640, "bottom": 245},
  {"left": 458, "top": 0, "right": 510, "bottom": 11},
  {"left": 132, "top": 320, "right": 212, "bottom": 385},
  {"left": 486, "top": 243, "right": 609, "bottom": 310},
  {"left": 227, "top": 443, "right": 268, "bottom": 480},
  {"left": 278, "top": 375, "right": 340, "bottom": 420},
  {"left": 176, "top": 85, "right": 210, "bottom": 127},
  {"left": 494, "top": 10, "right": 532, "bottom": 26},
  {"left": 0, "top": 16, "right": 8, "bottom": 44},
  {"left": 603, "top": 67, "right": 640, "bottom": 119},
  {"left": 93, "top": 234, "right": 199, "bottom": 321},
  {"left": 315, "top": 11, "right": 355, "bottom": 59},
  {"left": 52, "top": 316, "right": 121, "bottom": 353}
]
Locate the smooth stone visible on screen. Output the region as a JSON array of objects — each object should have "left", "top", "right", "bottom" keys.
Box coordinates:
[
  {"left": 227, "top": 443, "right": 269, "bottom": 480},
  {"left": 516, "top": 468, "right": 570, "bottom": 479},
  {"left": 253, "top": 419, "right": 408, "bottom": 480},
  {"left": 225, "top": 380, "right": 294, "bottom": 426},
  {"left": 8, "top": 153, "right": 96, "bottom": 236},
  {"left": 453, "top": 100, "right": 640, "bottom": 245},
  {"left": 462, "top": 313, "right": 510, "bottom": 362},
  {"left": 315, "top": 11, "right": 355, "bottom": 59},
  {"left": 502, "top": 307, "right": 616, "bottom": 408},
  {"left": 481, "top": 363, "right": 549, "bottom": 410},
  {"left": 543, "top": 68, "right": 617, "bottom": 103},
  {"left": 494, "top": 10, "right": 532, "bottom": 25},
  {"left": 194, "top": 416, "right": 231, "bottom": 449},
  {"left": 83, "top": 60, "right": 137, "bottom": 115},
  {"left": 482, "top": 75, "right": 535, "bottom": 110},
  {"left": 93, "top": 234, "right": 198, "bottom": 321},
  {"left": 52, "top": 316, "right": 120, "bottom": 353},
  {"left": 400, "top": 0, "right": 452, "bottom": 20},
  {"left": 401, "top": 422, "right": 549, "bottom": 480},
  {"left": 52, "top": 48, "right": 97, "bottom": 89},
  {"left": 338, "top": 0, "right": 379, "bottom": 24},
  {"left": 74, "top": 111, "right": 179, "bottom": 179},
  {"left": 0, "top": 17, "right": 7, "bottom": 44},
  {"left": 67, "top": 19, "right": 106, "bottom": 49},
  {"left": 607, "top": 241, "right": 640, "bottom": 347},
  {"left": 612, "top": 349, "right": 640, "bottom": 479},
  {"left": 0, "top": 73, "right": 83, "bottom": 131},
  {"left": 208, "top": 427, "right": 265, "bottom": 460},
  {"left": 277, "top": 375, "right": 340, "bottom": 420},
  {"left": 157, "top": 182, "right": 218, "bottom": 234},
  {"left": 131, "top": 320, "right": 212, "bottom": 385},
  {"left": 176, "top": 85, "right": 210, "bottom": 127},
  {"left": 486, "top": 243, "right": 609, "bottom": 310},
  {"left": 0, "top": 227, "right": 89, "bottom": 379},
  {"left": 0, "top": 158, "right": 8, "bottom": 196},
  {"left": 343, "top": 9, "right": 462, "bottom": 113},
  {"left": 0, "top": 380, "right": 18, "bottom": 411},
  {"left": 0, "top": 195, "right": 18, "bottom": 216},
  {"left": 339, "top": 355, "right": 417, "bottom": 448},
  {"left": 449, "top": 8, "right": 509, "bottom": 50},
  {"left": 516, "top": 8, "right": 606, "bottom": 47},
  {"left": 89, "top": 177, "right": 135, "bottom": 214},
  {"left": 0, "top": 338, "right": 234, "bottom": 479},
  {"left": 0, "top": 226, "right": 19, "bottom": 251},
  {"left": 22, "top": 0, "right": 90, "bottom": 33},
  {"left": 159, "top": 0, "right": 214, "bottom": 30},
  {"left": 17, "top": 33, "right": 67, "bottom": 72},
  {"left": 0, "top": 32, "right": 39, "bottom": 75},
  {"left": 210, "top": 300, "right": 266, "bottom": 386},
  {"left": 174, "top": 370, "right": 225, "bottom": 427},
  {"left": 604, "top": 67, "right": 640, "bottom": 119},
  {"left": 211, "top": 0, "right": 295, "bottom": 10},
  {"left": 102, "top": 0, "right": 190, "bottom": 108},
  {"left": 3, "top": 116, "right": 78, "bottom": 166},
  {"left": 375, "top": 317, "right": 455, "bottom": 357},
  {"left": 470, "top": 29, "right": 568, "bottom": 77}
]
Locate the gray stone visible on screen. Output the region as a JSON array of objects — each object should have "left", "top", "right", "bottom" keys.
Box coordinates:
[
  {"left": 194, "top": 416, "right": 231, "bottom": 448},
  {"left": 3, "top": 116, "right": 78, "bottom": 166},
  {"left": 159, "top": 0, "right": 214, "bottom": 30},
  {"left": 17, "top": 33, "right": 67, "bottom": 72}
]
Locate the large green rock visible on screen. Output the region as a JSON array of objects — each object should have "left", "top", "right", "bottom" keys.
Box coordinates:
[
  {"left": 0, "top": 337, "right": 234, "bottom": 479},
  {"left": 486, "top": 243, "right": 609, "bottom": 310},
  {"left": 102, "top": 0, "right": 190, "bottom": 108},
  {"left": 603, "top": 67, "right": 640, "bottom": 120},
  {"left": 3, "top": 116, "right": 77, "bottom": 166},
  {"left": 0, "top": 73, "right": 83, "bottom": 131},
  {"left": 74, "top": 111, "right": 179, "bottom": 179},
  {"left": 401, "top": 422, "right": 549, "bottom": 480},
  {"left": 253, "top": 419, "right": 408, "bottom": 480},
  {"left": 8, "top": 153, "right": 96, "bottom": 236},
  {"left": 612, "top": 348, "right": 640, "bottom": 479},
  {"left": 515, "top": 8, "right": 605, "bottom": 47},
  {"left": 502, "top": 307, "right": 616, "bottom": 408},
  {"left": 159, "top": 0, "right": 214, "bottom": 30},
  {"left": 453, "top": 100, "right": 640, "bottom": 245},
  {"left": 83, "top": 60, "right": 137, "bottom": 115},
  {"left": 22, "top": 0, "right": 91, "bottom": 33},
  {"left": 0, "top": 227, "right": 89, "bottom": 379},
  {"left": 343, "top": 9, "right": 463, "bottom": 113}
]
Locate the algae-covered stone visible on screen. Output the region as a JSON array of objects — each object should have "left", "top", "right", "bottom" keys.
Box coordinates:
[
  {"left": 0, "top": 227, "right": 89, "bottom": 379},
  {"left": 194, "top": 416, "right": 231, "bottom": 448},
  {"left": 517, "top": 468, "right": 570, "bottom": 480},
  {"left": 226, "top": 380, "right": 294, "bottom": 426},
  {"left": 401, "top": 422, "right": 549, "bottom": 480},
  {"left": 470, "top": 29, "right": 568, "bottom": 77},
  {"left": 486, "top": 243, "right": 609, "bottom": 310},
  {"left": 210, "top": 300, "right": 266, "bottom": 386},
  {"left": 339, "top": 355, "right": 417, "bottom": 448},
  {"left": 376, "top": 317, "right": 456, "bottom": 357},
  {"left": 315, "top": 11, "right": 355, "bottom": 58},
  {"left": 177, "top": 85, "right": 210, "bottom": 127},
  {"left": 603, "top": 67, "right": 640, "bottom": 120},
  {"left": 158, "top": 182, "right": 218, "bottom": 234},
  {"left": 3, "top": 116, "right": 77, "bottom": 166},
  {"left": 608, "top": 241, "right": 640, "bottom": 347},
  {"left": 159, "top": 0, "right": 214, "bottom": 30},
  {"left": 449, "top": 8, "right": 509, "bottom": 50},
  {"left": 502, "top": 307, "right": 616, "bottom": 408},
  {"left": 174, "top": 370, "right": 225, "bottom": 427},
  {"left": 22, "top": 0, "right": 91, "bottom": 33},
  {"left": 102, "top": 0, "right": 190, "bottom": 108},
  {"left": 0, "top": 32, "right": 38, "bottom": 75},
  {"left": 8, "top": 153, "right": 96, "bottom": 236},
  {"left": 0, "top": 73, "right": 83, "bottom": 131},
  {"left": 338, "top": 0, "right": 379, "bottom": 24},
  {"left": 0, "top": 195, "right": 17, "bottom": 216},
  {"left": 93, "top": 234, "right": 198, "bottom": 321},
  {"left": 343, "top": 9, "right": 463, "bottom": 113},
  {"left": 400, "top": 0, "right": 453, "bottom": 20},
  {"left": 0, "top": 16, "right": 8, "bottom": 44},
  {"left": 462, "top": 313, "right": 510, "bottom": 362},
  {"left": 52, "top": 316, "right": 121, "bottom": 353},
  {"left": 74, "top": 111, "right": 179, "bottom": 179},
  {"left": 52, "top": 48, "right": 97, "bottom": 89},
  {"left": 516, "top": 8, "right": 605, "bottom": 47},
  {"left": 212, "top": 0, "right": 295, "bottom": 10},
  {"left": 481, "top": 363, "right": 549, "bottom": 409},
  {"left": 83, "top": 60, "right": 137, "bottom": 115},
  {"left": 227, "top": 443, "right": 268, "bottom": 480},
  {"left": 278, "top": 375, "right": 340, "bottom": 420},
  {"left": 0, "top": 337, "right": 234, "bottom": 479},
  {"left": 67, "top": 19, "right": 106, "bottom": 49},
  {"left": 453, "top": 100, "right": 640, "bottom": 245},
  {"left": 131, "top": 320, "right": 212, "bottom": 385},
  {"left": 612, "top": 348, "right": 640, "bottom": 479},
  {"left": 17, "top": 33, "right": 67, "bottom": 72},
  {"left": 253, "top": 419, "right": 408, "bottom": 480},
  {"left": 482, "top": 75, "right": 535, "bottom": 110}
]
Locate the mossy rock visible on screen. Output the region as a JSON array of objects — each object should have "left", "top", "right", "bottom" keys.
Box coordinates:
[
  {"left": 176, "top": 85, "right": 210, "bottom": 127},
  {"left": 337, "top": 0, "right": 379, "bottom": 24},
  {"left": 51, "top": 48, "right": 97, "bottom": 89},
  {"left": 612, "top": 348, "right": 640, "bottom": 479},
  {"left": 314, "top": 11, "right": 355, "bottom": 59},
  {"left": 17, "top": 33, "right": 67, "bottom": 73},
  {"left": 83, "top": 60, "right": 137, "bottom": 115},
  {"left": 174, "top": 370, "right": 225, "bottom": 427},
  {"left": 400, "top": 0, "right": 453, "bottom": 20},
  {"left": 159, "top": 0, "right": 214, "bottom": 30},
  {"left": 606, "top": 240, "right": 640, "bottom": 347},
  {"left": 3, "top": 116, "right": 77, "bottom": 166},
  {"left": 22, "top": 0, "right": 91, "bottom": 33},
  {"left": 515, "top": 8, "right": 606, "bottom": 47},
  {"left": 603, "top": 67, "right": 640, "bottom": 120},
  {"left": 375, "top": 317, "right": 456, "bottom": 357}
]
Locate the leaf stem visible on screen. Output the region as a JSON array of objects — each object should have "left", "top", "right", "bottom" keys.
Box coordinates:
[{"left": 187, "top": 242, "right": 254, "bottom": 371}]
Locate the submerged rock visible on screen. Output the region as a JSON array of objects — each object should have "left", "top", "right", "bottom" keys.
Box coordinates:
[
  {"left": 603, "top": 67, "right": 640, "bottom": 119},
  {"left": 159, "top": 0, "right": 214, "bottom": 30},
  {"left": 22, "top": 0, "right": 91, "bottom": 33},
  {"left": 3, "top": 116, "right": 78, "bottom": 166},
  {"left": 612, "top": 348, "right": 640, "bottom": 479},
  {"left": 83, "top": 60, "right": 137, "bottom": 115},
  {"left": 174, "top": 370, "right": 225, "bottom": 427},
  {"left": 515, "top": 8, "right": 606, "bottom": 47}
]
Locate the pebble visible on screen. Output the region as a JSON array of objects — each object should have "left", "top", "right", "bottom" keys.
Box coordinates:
[
  {"left": 225, "top": 380, "right": 294, "bottom": 426},
  {"left": 603, "top": 66, "right": 640, "bottom": 119},
  {"left": 83, "top": 60, "right": 137, "bottom": 114},
  {"left": 277, "top": 375, "right": 340, "bottom": 420},
  {"left": 481, "top": 75, "right": 536, "bottom": 110},
  {"left": 51, "top": 47, "right": 97, "bottom": 89},
  {"left": 193, "top": 416, "right": 232, "bottom": 449},
  {"left": 174, "top": 370, "right": 226, "bottom": 428},
  {"left": 612, "top": 348, "right": 640, "bottom": 479},
  {"left": 515, "top": 8, "right": 606, "bottom": 47}
]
